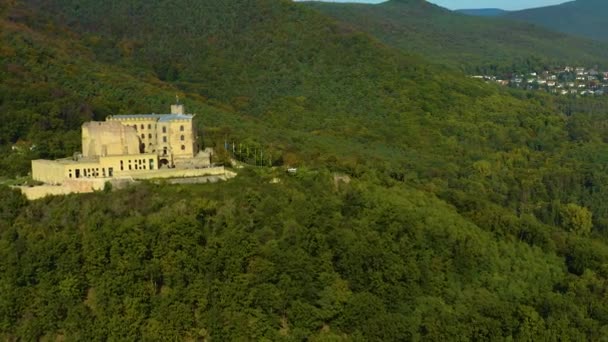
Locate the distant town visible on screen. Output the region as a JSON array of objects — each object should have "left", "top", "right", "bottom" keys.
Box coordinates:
[{"left": 473, "top": 66, "right": 608, "bottom": 96}]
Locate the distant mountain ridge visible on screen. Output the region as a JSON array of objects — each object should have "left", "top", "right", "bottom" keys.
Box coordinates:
[
  {"left": 505, "top": 0, "right": 608, "bottom": 42},
  {"left": 304, "top": 0, "right": 608, "bottom": 73},
  {"left": 456, "top": 8, "right": 509, "bottom": 17}
]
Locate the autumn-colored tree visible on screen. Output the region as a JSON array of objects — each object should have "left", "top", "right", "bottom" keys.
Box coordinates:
[{"left": 560, "top": 203, "right": 593, "bottom": 235}]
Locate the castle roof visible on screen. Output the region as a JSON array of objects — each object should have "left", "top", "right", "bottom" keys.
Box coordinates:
[{"left": 107, "top": 114, "right": 194, "bottom": 122}]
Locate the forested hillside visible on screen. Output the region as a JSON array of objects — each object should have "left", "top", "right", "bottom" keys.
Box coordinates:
[
  {"left": 3, "top": 0, "right": 608, "bottom": 339},
  {"left": 456, "top": 8, "right": 509, "bottom": 17},
  {"left": 505, "top": 0, "right": 608, "bottom": 42},
  {"left": 304, "top": 0, "right": 608, "bottom": 74},
  {"left": 4, "top": 169, "right": 608, "bottom": 340}
]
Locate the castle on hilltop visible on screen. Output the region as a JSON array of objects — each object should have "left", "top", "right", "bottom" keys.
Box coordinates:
[{"left": 31, "top": 103, "right": 219, "bottom": 187}]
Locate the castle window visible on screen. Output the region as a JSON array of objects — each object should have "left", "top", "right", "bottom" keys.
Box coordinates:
[
  {"left": 180, "top": 125, "right": 184, "bottom": 131},
  {"left": 133, "top": 125, "right": 137, "bottom": 131},
  {"left": 141, "top": 134, "right": 145, "bottom": 139},
  {"left": 148, "top": 124, "right": 152, "bottom": 129},
  {"left": 180, "top": 135, "right": 184, "bottom": 141},
  {"left": 181, "top": 145, "right": 185, "bottom": 151},
  {"left": 162, "top": 126, "right": 167, "bottom": 133},
  {"left": 141, "top": 124, "right": 144, "bottom": 129},
  {"left": 148, "top": 133, "right": 152, "bottom": 139},
  {"left": 163, "top": 136, "right": 167, "bottom": 143},
  {"left": 120, "top": 160, "right": 124, "bottom": 171}
]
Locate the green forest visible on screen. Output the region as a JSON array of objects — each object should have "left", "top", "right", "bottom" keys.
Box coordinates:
[
  {"left": 3, "top": 0, "right": 608, "bottom": 340},
  {"left": 305, "top": 0, "right": 608, "bottom": 74}
]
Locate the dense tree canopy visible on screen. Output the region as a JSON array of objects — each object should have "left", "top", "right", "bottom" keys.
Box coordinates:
[
  {"left": 2, "top": 171, "right": 608, "bottom": 340},
  {"left": 3, "top": 0, "right": 608, "bottom": 340},
  {"left": 305, "top": 0, "right": 608, "bottom": 74}
]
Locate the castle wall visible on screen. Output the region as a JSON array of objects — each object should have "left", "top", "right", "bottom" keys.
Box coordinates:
[
  {"left": 99, "top": 154, "right": 159, "bottom": 174},
  {"left": 119, "top": 166, "right": 226, "bottom": 180},
  {"left": 32, "top": 160, "right": 66, "bottom": 184},
  {"left": 82, "top": 121, "right": 140, "bottom": 157},
  {"left": 108, "top": 116, "right": 196, "bottom": 159},
  {"left": 32, "top": 159, "right": 108, "bottom": 184},
  {"left": 32, "top": 153, "right": 159, "bottom": 185},
  {"left": 168, "top": 119, "right": 197, "bottom": 159},
  {"left": 121, "top": 119, "right": 160, "bottom": 154},
  {"left": 18, "top": 178, "right": 132, "bottom": 200},
  {"left": 20, "top": 167, "right": 230, "bottom": 200}
]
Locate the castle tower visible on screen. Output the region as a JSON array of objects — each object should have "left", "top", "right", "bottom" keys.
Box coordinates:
[{"left": 171, "top": 95, "right": 184, "bottom": 114}]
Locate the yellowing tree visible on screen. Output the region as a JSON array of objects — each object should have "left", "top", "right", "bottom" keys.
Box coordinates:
[{"left": 560, "top": 203, "right": 593, "bottom": 235}]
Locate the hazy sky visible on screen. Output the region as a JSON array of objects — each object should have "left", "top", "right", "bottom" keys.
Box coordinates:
[
  {"left": 300, "top": 0, "right": 568, "bottom": 11},
  {"left": 432, "top": 0, "right": 566, "bottom": 10}
]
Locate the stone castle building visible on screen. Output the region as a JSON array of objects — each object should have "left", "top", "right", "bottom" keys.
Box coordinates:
[{"left": 31, "top": 104, "right": 214, "bottom": 185}]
